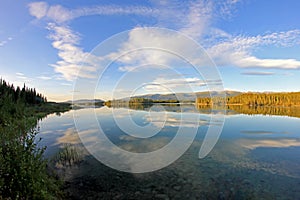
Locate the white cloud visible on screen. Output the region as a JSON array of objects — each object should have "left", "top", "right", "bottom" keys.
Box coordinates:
[
  {"left": 207, "top": 30, "right": 300, "bottom": 69},
  {"left": 234, "top": 56, "right": 300, "bottom": 69},
  {"left": 118, "top": 64, "right": 170, "bottom": 72},
  {"left": 72, "top": 5, "right": 158, "bottom": 19},
  {"left": 152, "top": 77, "right": 206, "bottom": 88},
  {"left": 47, "top": 5, "right": 73, "bottom": 23},
  {"left": 241, "top": 71, "right": 275, "bottom": 76},
  {"left": 218, "top": 0, "right": 241, "bottom": 19},
  {"left": 142, "top": 84, "right": 169, "bottom": 93},
  {"left": 16, "top": 72, "right": 28, "bottom": 80},
  {"left": 46, "top": 23, "right": 100, "bottom": 81},
  {"left": 37, "top": 75, "right": 52, "bottom": 80},
  {"left": 107, "top": 2, "right": 300, "bottom": 72},
  {"left": 148, "top": 1, "right": 300, "bottom": 70},
  {"left": 28, "top": 2, "right": 49, "bottom": 19},
  {"left": 47, "top": 24, "right": 80, "bottom": 44},
  {"left": 0, "top": 36, "right": 13, "bottom": 47},
  {"left": 15, "top": 73, "right": 32, "bottom": 84},
  {"left": 29, "top": 2, "right": 154, "bottom": 81},
  {"left": 108, "top": 27, "right": 211, "bottom": 72},
  {"left": 141, "top": 76, "right": 206, "bottom": 94},
  {"left": 118, "top": 66, "right": 138, "bottom": 72},
  {"left": 27, "top": 1, "right": 230, "bottom": 81},
  {"left": 61, "top": 82, "right": 72, "bottom": 86},
  {"left": 110, "top": 30, "right": 180, "bottom": 69},
  {"left": 150, "top": 0, "right": 214, "bottom": 39},
  {"left": 0, "top": 41, "right": 7, "bottom": 46},
  {"left": 179, "top": 0, "right": 213, "bottom": 39},
  {"left": 28, "top": 0, "right": 300, "bottom": 82},
  {"left": 151, "top": 0, "right": 243, "bottom": 39},
  {"left": 28, "top": 2, "right": 157, "bottom": 23}
]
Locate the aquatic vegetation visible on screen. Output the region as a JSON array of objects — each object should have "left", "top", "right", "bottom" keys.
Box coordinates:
[{"left": 51, "top": 144, "right": 83, "bottom": 167}]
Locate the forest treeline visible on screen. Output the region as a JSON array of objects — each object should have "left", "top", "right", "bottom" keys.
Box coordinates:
[
  {"left": 196, "top": 92, "right": 300, "bottom": 106},
  {"left": 0, "top": 78, "right": 47, "bottom": 105}
]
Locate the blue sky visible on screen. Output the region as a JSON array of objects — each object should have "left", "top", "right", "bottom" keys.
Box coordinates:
[{"left": 1, "top": 0, "right": 300, "bottom": 101}]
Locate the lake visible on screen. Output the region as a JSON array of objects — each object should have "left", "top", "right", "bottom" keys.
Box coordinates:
[{"left": 37, "top": 105, "right": 300, "bottom": 199}]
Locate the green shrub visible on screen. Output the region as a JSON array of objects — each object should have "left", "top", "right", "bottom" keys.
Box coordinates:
[{"left": 0, "top": 128, "right": 62, "bottom": 199}]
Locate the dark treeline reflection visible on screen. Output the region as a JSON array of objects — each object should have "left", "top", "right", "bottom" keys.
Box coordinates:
[
  {"left": 106, "top": 103, "right": 181, "bottom": 112},
  {"left": 227, "top": 105, "right": 300, "bottom": 118},
  {"left": 196, "top": 104, "right": 300, "bottom": 118},
  {"left": 107, "top": 103, "right": 300, "bottom": 119}
]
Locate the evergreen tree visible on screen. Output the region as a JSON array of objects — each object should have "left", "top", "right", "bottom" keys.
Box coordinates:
[{"left": 0, "top": 80, "right": 46, "bottom": 105}]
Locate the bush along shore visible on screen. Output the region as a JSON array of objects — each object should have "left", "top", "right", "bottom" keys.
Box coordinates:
[{"left": 0, "top": 79, "right": 71, "bottom": 199}]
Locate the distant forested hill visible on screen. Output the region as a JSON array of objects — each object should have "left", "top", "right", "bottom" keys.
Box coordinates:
[{"left": 123, "top": 91, "right": 241, "bottom": 102}]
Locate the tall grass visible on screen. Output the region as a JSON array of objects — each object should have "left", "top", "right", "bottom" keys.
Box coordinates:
[{"left": 51, "top": 144, "right": 83, "bottom": 167}]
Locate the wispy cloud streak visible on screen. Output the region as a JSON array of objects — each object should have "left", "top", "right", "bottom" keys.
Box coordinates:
[
  {"left": 28, "top": 2, "right": 157, "bottom": 23},
  {"left": 46, "top": 23, "right": 98, "bottom": 80},
  {"left": 208, "top": 30, "right": 300, "bottom": 69},
  {"left": 241, "top": 71, "right": 275, "bottom": 76}
]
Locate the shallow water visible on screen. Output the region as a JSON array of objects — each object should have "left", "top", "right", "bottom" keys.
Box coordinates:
[{"left": 37, "top": 105, "right": 300, "bottom": 199}]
